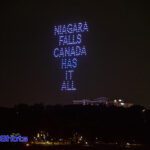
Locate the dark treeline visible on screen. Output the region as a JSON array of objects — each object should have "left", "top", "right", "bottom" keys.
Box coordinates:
[{"left": 0, "top": 104, "right": 150, "bottom": 144}]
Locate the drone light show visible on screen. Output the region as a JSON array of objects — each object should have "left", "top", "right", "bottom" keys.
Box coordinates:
[{"left": 53, "top": 22, "right": 89, "bottom": 91}]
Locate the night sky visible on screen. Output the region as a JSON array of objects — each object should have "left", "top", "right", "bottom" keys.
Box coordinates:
[{"left": 0, "top": 0, "right": 150, "bottom": 107}]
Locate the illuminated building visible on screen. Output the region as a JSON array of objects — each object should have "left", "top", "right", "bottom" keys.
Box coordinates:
[
  {"left": 113, "top": 99, "right": 133, "bottom": 108},
  {"left": 73, "top": 97, "right": 133, "bottom": 108},
  {"left": 73, "top": 97, "right": 109, "bottom": 106}
]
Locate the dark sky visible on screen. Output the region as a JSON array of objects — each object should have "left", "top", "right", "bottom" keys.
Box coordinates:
[{"left": 0, "top": 0, "right": 150, "bottom": 107}]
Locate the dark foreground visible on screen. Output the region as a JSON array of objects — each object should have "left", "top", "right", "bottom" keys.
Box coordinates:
[{"left": 0, "top": 144, "right": 150, "bottom": 150}]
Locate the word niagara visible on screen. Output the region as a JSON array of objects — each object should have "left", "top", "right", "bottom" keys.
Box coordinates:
[{"left": 53, "top": 22, "right": 89, "bottom": 91}]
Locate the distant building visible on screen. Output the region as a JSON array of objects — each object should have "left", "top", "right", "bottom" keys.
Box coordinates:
[
  {"left": 113, "top": 99, "right": 133, "bottom": 108},
  {"left": 73, "top": 97, "right": 109, "bottom": 106},
  {"left": 73, "top": 97, "right": 133, "bottom": 108}
]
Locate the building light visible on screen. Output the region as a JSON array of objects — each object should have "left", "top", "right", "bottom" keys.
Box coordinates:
[
  {"left": 26, "top": 143, "right": 30, "bottom": 147},
  {"left": 120, "top": 102, "right": 125, "bottom": 106},
  {"left": 37, "top": 133, "right": 40, "bottom": 138},
  {"left": 114, "top": 100, "right": 117, "bottom": 103},
  {"left": 118, "top": 99, "right": 122, "bottom": 102}
]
